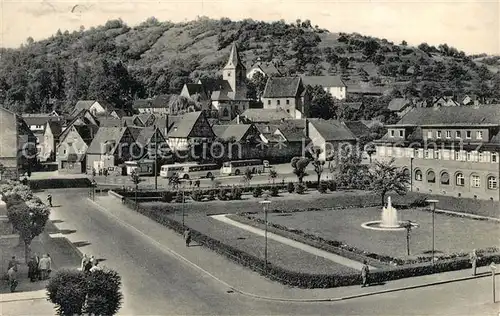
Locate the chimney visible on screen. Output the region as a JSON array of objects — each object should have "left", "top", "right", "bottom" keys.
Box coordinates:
[{"left": 165, "top": 114, "right": 169, "bottom": 134}]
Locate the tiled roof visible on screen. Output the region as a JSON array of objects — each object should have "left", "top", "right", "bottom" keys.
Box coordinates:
[
  {"left": 300, "top": 75, "right": 345, "bottom": 88},
  {"left": 22, "top": 115, "right": 60, "bottom": 127},
  {"left": 74, "top": 100, "right": 96, "bottom": 111},
  {"left": 127, "top": 126, "right": 144, "bottom": 141},
  {"left": 239, "top": 109, "right": 292, "bottom": 123},
  {"left": 345, "top": 82, "right": 386, "bottom": 95},
  {"left": 212, "top": 124, "right": 253, "bottom": 142},
  {"left": 248, "top": 62, "right": 281, "bottom": 77},
  {"left": 185, "top": 84, "right": 206, "bottom": 96},
  {"left": 338, "top": 102, "right": 363, "bottom": 110},
  {"left": 262, "top": 77, "right": 302, "bottom": 98},
  {"left": 392, "top": 105, "right": 500, "bottom": 126},
  {"left": 388, "top": 98, "right": 411, "bottom": 112},
  {"left": 73, "top": 125, "right": 99, "bottom": 145},
  {"left": 87, "top": 127, "right": 127, "bottom": 154},
  {"left": 309, "top": 119, "right": 357, "bottom": 141},
  {"left": 98, "top": 118, "right": 123, "bottom": 127},
  {"left": 167, "top": 112, "right": 203, "bottom": 138},
  {"left": 47, "top": 121, "right": 63, "bottom": 138},
  {"left": 132, "top": 98, "right": 153, "bottom": 109},
  {"left": 344, "top": 121, "right": 370, "bottom": 138},
  {"left": 134, "top": 127, "right": 163, "bottom": 146}
]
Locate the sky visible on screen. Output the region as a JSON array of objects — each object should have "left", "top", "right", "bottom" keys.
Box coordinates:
[{"left": 0, "top": 0, "right": 499, "bottom": 55}]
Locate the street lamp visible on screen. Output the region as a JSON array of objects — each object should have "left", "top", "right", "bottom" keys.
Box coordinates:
[
  {"left": 404, "top": 220, "right": 413, "bottom": 256},
  {"left": 490, "top": 262, "right": 497, "bottom": 303},
  {"left": 182, "top": 190, "right": 185, "bottom": 228},
  {"left": 426, "top": 199, "right": 439, "bottom": 265},
  {"left": 410, "top": 157, "right": 414, "bottom": 192},
  {"left": 259, "top": 198, "right": 271, "bottom": 272}
]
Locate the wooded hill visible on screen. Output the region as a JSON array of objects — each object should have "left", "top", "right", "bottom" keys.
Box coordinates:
[{"left": 0, "top": 17, "right": 499, "bottom": 114}]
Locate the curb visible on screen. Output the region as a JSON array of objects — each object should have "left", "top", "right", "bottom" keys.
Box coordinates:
[
  {"left": 435, "top": 208, "right": 500, "bottom": 222},
  {"left": 0, "top": 290, "right": 46, "bottom": 303},
  {"left": 88, "top": 197, "right": 497, "bottom": 303}
]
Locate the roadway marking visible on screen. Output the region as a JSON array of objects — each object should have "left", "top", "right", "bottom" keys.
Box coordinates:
[{"left": 211, "top": 214, "right": 375, "bottom": 271}]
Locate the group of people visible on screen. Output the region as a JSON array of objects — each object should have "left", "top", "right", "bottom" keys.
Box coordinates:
[
  {"left": 80, "top": 254, "right": 102, "bottom": 273},
  {"left": 7, "top": 254, "right": 52, "bottom": 292}
]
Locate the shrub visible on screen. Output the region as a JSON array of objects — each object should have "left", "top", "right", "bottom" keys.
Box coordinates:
[
  {"left": 230, "top": 187, "right": 243, "bottom": 200},
  {"left": 253, "top": 187, "right": 263, "bottom": 198},
  {"left": 207, "top": 190, "right": 216, "bottom": 201},
  {"left": 318, "top": 182, "right": 328, "bottom": 193},
  {"left": 287, "top": 182, "right": 295, "bottom": 193},
  {"left": 161, "top": 191, "right": 175, "bottom": 203},
  {"left": 410, "top": 196, "right": 428, "bottom": 207},
  {"left": 85, "top": 269, "right": 123, "bottom": 316},
  {"left": 270, "top": 186, "right": 279, "bottom": 197},
  {"left": 294, "top": 183, "right": 306, "bottom": 194},
  {"left": 218, "top": 189, "right": 229, "bottom": 201},
  {"left": 191, "top": 190, "right": 203, "bottom": 202},
  {"left": 46, "top": 269, "right": 87, "bottom": 316},
  {"left": 327, "top": 180, "right": 337, "bottom": 192},
  {"left": 174, "top": 193, "right": 184, "bottom": 203}
]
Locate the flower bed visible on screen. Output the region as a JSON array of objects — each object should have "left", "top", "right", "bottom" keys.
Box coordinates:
[
  {"left": 28, "top": 178, "right": 92, "bottom": 190},
  {"left": 124, "top": 198, "right": 500, "bottom": 288}
]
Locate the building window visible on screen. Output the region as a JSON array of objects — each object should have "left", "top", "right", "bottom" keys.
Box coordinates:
[
  {"left": 476, "top": 131, "right": 483, "bottom": 139},
  {"left": 456, "top": 131, "right": 461, "bottom": 138},
  {"left": 440, "top": 172, "right": 450, "bottom": 185},
  {"left": 456, "top": 173, "right": 465, "bottom": 186},
  {"left": 471, "top": 175, "right": 481, "bottom": 188},
  {"left": 466, "top": 152, "right": 472, "bottom": 161},
  {"left": 427, "top": 170, "right": 436, "bottom": 183},
  {"left": 286, "top": 99, "right": 290, "bottom": 105},
  {"left": 427, "top": 131, "right": 433, "bottom": 139},
  {"left": 488, "top": 176, "right": 498, "bottom": 189},
  {"left": 446, "top": 131, "right": 451, "bottom": 138},
  {"left": 479, "top": 153, "right": 484, "bottom": 162},
  {"left": 437, "top": 131, "right": 442, "bottom": 138},
  {"left": 435, "top": 151, "right": 440, "bottom": 159},
  {"left": 390, "top": 130, "right": 395, "bottom": 137},
  {"left": 227, "top": 72, "right": 231, "bottom": 77},
  {"left": 277, "top": 100, "right": 281, "bottom": 105},
  {"left": 454, "top": 151, "right": 460, "bottom": 161},
  {"left": 493, "top": 153, "right": 498, "bottom": 163},
  {"left": 267, "top": 100, "right": 271, "bottom": 105},
  {"left": 415, "top": 170, "right": 423, "bottom": 181},
  {"left": 466, "top": 131, "right": 471, "bottom": 139},
  {"left": 399, "top": 130, "right": 404, "bottom": 137}
]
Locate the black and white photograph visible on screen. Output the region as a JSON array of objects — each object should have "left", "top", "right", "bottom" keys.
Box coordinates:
[{"left": 0, "top": 0, "right": 499, "bottom": 315}]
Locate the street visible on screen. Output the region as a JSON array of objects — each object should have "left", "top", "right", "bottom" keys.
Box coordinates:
[{"left": 39, "top": 189, "right": 500, "bottom": 315}]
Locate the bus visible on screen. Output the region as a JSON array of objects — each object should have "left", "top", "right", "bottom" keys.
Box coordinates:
[
  {"left": 220, "top": 159, "right": 264, "bottom": 176},
  {"left": 160, "top": 163, "right": 219, "bottom": 179},
  {"left": 124, "top": 160, "right": 155, "bottom": 176}
]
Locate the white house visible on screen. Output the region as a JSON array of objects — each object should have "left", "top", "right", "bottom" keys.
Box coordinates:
[{"left": 300, "top": 75, "right": 347, "bottom": 100}]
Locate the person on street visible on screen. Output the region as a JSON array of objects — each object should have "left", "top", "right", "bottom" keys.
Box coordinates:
[
  {"left": 90, "top": 255, "right": 96, "bottom": 266},
  {"left": 8, "top": 266, "right": 18, "bottom": 292},
  {"left": 361, "top": 260, "right": 370, "bottom": 287},
  {"left": 184, "top": 229, "right": 192, "bottom": 247},
  {"left": 90, "top": 261, "right": 102, "bottom": 273},
  {"left": 38, "top": 254, "right": 51, "bottom": 280},
  {"left": 81, "top": 254, "right": 90, "bottom": 271},
  {"left": 84, "top": 257, "right": 93, "bottom": 274},
  {"left": 34, "top": 253, "right": 40, "bottom": 280},
  {"left": 47, "top": 194, "right": 53, "bottom": 207},
  {"left": 47, "top": 254, "right": 53, "bottom": 278},
  {"left": 8, "top": 256, "right": 18, "bottom": 272},
  {"left": 28, "top": 256, "right": 38, "bottom": 282},
  {"left": 470, "top": 249, "right": 478, "bottom": 276}
]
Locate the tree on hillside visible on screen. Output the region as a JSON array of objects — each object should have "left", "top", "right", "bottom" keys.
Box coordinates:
[
  {"left": 291, "top": 156, "right": 310, "bottom": 183},
  {"left": 369, "top": 158, "right": 410, "bottom": 206},
  {"left": 307, "top": 85, "right": 336, "bottom": 119}
]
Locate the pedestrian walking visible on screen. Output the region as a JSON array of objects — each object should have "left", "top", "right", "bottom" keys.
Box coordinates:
[
  {"left": 361, "top": 260, "right": 370, "bottom": 287},
  {"left": 84, "top": 258, "right": 93, "bottom": 274},
  {"left": 470, "top": 249, "right": 478, "bottom": 276},
  {"left": 34, "top": 253, "right": 40, "bottom": 280},
  {"left": 38, "top": 254, "right": 50, "bottom": 280},
  {"left": 184, "top": 229, "right": 192, "bottom": 247},
  {"left": 7, "top": 256, "right": 18, "bottom": 272},
  {"left": 8, "top": 266, "right": 18, "bottom": 292},
  {"left": 90, "top": 255, "right": 96, "bottom": 266},
  {"left": 47, "top": 254, "right": 52, "bottom": 278},
  {"left": 90, "top": 261, "right": 102, "bottom": 273},
  {"left": 28, "top": 256, "right": 38, "bottom": 282},
  {"left": 81, "top": 254, "right": 90, "bottom": 271},
  {"left": 47, "top": 194, "right": 53, "bottom": 207}
]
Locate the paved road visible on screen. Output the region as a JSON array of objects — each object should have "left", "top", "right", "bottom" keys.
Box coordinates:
[{"left": 43, "top": 189, "right": 499, "bottom": 315}]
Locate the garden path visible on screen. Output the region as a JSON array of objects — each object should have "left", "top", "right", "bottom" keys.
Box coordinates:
[{"left": 210, "top": 214, "right": 377, "bottom": 271}]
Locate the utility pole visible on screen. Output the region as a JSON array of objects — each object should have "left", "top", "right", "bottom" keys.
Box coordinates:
[
  {"left": 154, "top": 124, "right": 158, "bottom": 191},
  {"left": 426, "top": 199, "right": 439, "bottom": 265},
  {"left": 259, "top": 199, "right": 271, "bottom": 272},
  {"left": 491, "top": 263, "right": 497, "bottom": 303}
]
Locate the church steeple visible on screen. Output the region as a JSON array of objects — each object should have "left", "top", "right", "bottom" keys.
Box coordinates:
[{"left": 223, "top": 43, "right": 246, "bottom": 93}]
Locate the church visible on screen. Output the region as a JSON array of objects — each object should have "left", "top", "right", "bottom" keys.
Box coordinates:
[{"left": 180, "top": 43, "right": 250, "bottom": 121}]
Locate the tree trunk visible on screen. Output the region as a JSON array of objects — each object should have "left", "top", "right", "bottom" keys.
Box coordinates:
[
  {"left": 381, "top": 192, "right": 386, "bottom": 207},
  {"left": 317, "top": 173, "right": 321, "bottom": 185},
  {"left": 24, "top": 241, "right": 31, "bottom": 264}
]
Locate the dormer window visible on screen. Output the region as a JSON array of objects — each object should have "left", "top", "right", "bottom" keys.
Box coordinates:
[
  {"left": 476, "top": 131, "right": 483, "bottom": 139},
  {"left": 456, "top": 131, "right": 461, "bottom": 139},
  {"left": 466, "top": 131, "right": 472, "bottom": 139},
  {"left": 399, "top": 130, "right": 404, "bottom": 137},
  {"left": 437, "top": 131, "right": 442, "bottom": 138},
  {"left": 446, "top": 131, "right": 451, "bottom": 138},
  {"left": 390, "top": 130, "right": 395, "bottom": 137},
  {"left": 427, "top": 131, "right": 432, "bottom": 139}
]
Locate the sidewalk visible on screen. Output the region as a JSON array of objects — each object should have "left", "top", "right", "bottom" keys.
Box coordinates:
[{"left": 92, "top": 195, "right": 499, "bottom": 302}]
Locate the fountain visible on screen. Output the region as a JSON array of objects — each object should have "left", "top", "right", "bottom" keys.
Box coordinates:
[{"left": 361, "top": 196, "right": 418, "bottom": 231}]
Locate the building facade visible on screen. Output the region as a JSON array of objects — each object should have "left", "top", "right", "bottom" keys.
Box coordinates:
[
  {"left": 262, "top": 77, "right": 307, "bottom": 119},
  {"left": 374, "top": 106, "right": 500, "bottom": 201}
]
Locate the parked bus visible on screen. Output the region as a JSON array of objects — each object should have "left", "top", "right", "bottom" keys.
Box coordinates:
[
  {"left": 124, "top": 160, "right": 155, "bottom": 176},
  {"left": 220, "top": 159, "right": 264, "bottom": 176},
  {"left": 160, "top": 163, "right": 219, "bottom": 179}
]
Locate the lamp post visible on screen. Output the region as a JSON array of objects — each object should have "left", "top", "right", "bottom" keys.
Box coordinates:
[
  {"left": 154, "top": 124, "right": 158, "bottom": 191},
  {"left": 404, "top": 220, "right": 413, "bottom": 256},
  {"left": 490, "top": 262, "right": 497, "bottom": 303},
  {"left": 182, "top": 190, "right": 185, "bottom": 228},
  {"left": 426, "top": 199, "right": 439, "bottom": 265},
  {"left": 410, "top": 157, "right": 414, "bottom": 192},
  {"left": 259, "top": 198, "right": 271, "bottom": 272}
]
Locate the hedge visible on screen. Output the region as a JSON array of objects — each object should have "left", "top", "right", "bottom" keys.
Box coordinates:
[
  {"left": 28, "top": 178, "right": 92, "bottom": 190},
  {"left": 123, "top": 198, "right": 500, "bottom": 288}
]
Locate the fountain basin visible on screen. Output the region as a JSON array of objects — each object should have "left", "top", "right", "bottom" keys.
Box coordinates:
[{"left": 361, "top": 220, "right": 419, "bottom": 231}]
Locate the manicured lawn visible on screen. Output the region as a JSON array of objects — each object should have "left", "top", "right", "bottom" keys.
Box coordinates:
[{"left": 250, "top": 207, "right": 500, "bottom": 259}]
